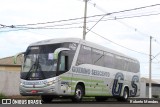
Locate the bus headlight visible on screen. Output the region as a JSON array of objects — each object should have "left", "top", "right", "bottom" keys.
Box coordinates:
[
  {"left": 20, "top": 82, "right": 24, "bottom": 86},
  {"left": 47, "top": 80, "right": 55, "bottom": 86}
]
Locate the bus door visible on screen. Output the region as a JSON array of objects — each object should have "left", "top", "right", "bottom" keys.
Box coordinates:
[{"left": 54, "top": 48, "right": 72, "bottom": 95}]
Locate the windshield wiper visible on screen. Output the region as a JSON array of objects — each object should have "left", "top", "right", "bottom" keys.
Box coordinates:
[
  {"left": 36, "top": 55, "right": 46, "bottom": 79},
  {"left": 25, "top": 62, "right": 36, "bottom": 80},
  {"left": 25, "top": 55, "right": 46, "bottom": 80}
]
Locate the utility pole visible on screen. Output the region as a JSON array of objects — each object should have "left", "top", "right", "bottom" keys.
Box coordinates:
[
  {"left": 149, "top": 36, "right": 152, "bottom": 98},
  {"left": 83, "top": 0, "right": 88, "bottom": 40}
]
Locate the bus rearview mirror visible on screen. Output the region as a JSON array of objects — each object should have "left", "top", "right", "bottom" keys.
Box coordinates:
[
  {"left": 13, "top": 52, "right": 25, "bottom": 64},
  {"left": 53, "top": 48, "right": 70, "bottom": 60}
]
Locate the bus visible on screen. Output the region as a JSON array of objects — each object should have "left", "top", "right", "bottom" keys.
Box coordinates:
[{"left": 15, "top": 38, "right": 140, "bottom": 102}]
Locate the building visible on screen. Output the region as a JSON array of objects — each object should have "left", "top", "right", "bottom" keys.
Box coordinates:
[
  {"left": 0, "top": 55, "right": 23, "bottom": 72},
  {"left": 0, "top": 55, "right": 23, "bottom": 96},
  {"left": 141, "top": 77, "right": 160, "bottom": 98}
]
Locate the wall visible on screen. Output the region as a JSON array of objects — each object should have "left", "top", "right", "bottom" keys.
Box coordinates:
[
  {"left": 139, "top": 78, "right": 146, "bottom": 98},
  {"left": 146, "top": 85, "right": 160, "bottom": 98},
  {"left": 0, "top": 71, "right": 20, "bottom": 96},
  {"left": 0, "top": 66, "right": 21, "bottom": 72},
  {"left": 127, "top": 78, "right": 146, "bottom": 98}
]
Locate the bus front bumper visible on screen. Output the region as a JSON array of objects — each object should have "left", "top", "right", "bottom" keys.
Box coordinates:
[{"left": 19, "top": 85, "right": 58, "bottom": 96}]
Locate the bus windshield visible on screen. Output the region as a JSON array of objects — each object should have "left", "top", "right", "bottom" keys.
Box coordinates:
[{"left": 21, "top": 42, "right": 77, "bottom": 80}]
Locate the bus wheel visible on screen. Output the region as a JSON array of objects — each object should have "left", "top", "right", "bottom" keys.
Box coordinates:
[
  {"left": 72, "top": 85, "right": 84, "bottom": 102},
  {"left": 122, "top": 88, "right": 128, "bottom": 101},
  {"left": 118, "top": 88, "right": 128, "bottom": 102},
  {"left": 41, "top": 95, "right": 53, "bottom": 103}
]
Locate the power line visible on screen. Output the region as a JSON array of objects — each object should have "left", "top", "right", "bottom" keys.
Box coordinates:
[
  {"left": 15, "top": 12, "right": 160, "bottom": 29},
  {"left": 87, "top": 29, "right": 149, "bottom": 56},
  {"left": 87, "top": 12, "right": 160, "bottom": 23},
  {"left": 1, "top": 11, "right": 160, "bottom": 33},
  {"left": 85, "top": 12, "right": 160, "bottom": 38},
  {"left": 101, "top": 3, "right": 160, "bottom": 15},
  {"left": 89, "top": 2, "right": 159, "bottom": 38},
  {"left": 15, "top": 21, "right": 84, "bottom": 29},
  {"left": 154, "top": 39, "right": 160, "bottom": 46},
  {"left": 1, "top": 3, "right": 160, "bottom": 37},
  {"left": 1, "top": 11, "right": 160, "bottom": 34},
  {"left": 88, "top": 1, "right": 160, "bottom": 41},
  {"left": 87, "top": 1, "right": 160, "bottom": 14},
  {"left": 86, "top": 15, "right": 107, "bottom": 34},
  {"left": 87, "top": 2, "right": 160, "bottom": 65},
  {"left": 0, "top": 24, "right": 6, "bottom": 28},
  {"left": 0, "top": 26, "right": 82, "bottom": 33},
  {"left": 4, "top": 3, "right": 160, "bottom": 27}
]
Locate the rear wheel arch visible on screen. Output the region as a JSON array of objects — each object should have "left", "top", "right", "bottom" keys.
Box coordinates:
[
  {"left": 117, "top": 86, "right": 129, "bottom": 102},
  {"left": 121, "top": 86, "right": 129, "bottom": 101},
  {"left": 124, "top": 86, "right": 129, "bottom": 96}
]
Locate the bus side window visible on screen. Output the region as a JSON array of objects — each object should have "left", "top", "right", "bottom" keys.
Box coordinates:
[
  {"left": 92, "top": 48, "right": 104, "bottom": 66},
  {"left": 59, "top": 55, "right": 68, "bottom": 71},
  {"left": 77, "top": 45, "right": 92, "bottom": 65}
]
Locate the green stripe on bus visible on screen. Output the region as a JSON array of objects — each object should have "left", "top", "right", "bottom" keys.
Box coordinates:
[
  {"left": 70, "top": 90, "right": 111, "bottom": 96},
  {"left": 85, "top": 88, "right": 104, "bottom": 91},
  {"left": 60, "top": 76, "right": 103, "bottom": 83},
  {"left": 85, "top": 92, "right": 111, "bottom": 96},
  {"left": 70, "top": 86, "right": 107, "bottom": 92},
  {"left": 84, "top": 84, "right": 106, "bottom": 88},
  {"left": 71, "top": 91, "right": 110, "bottom": 96}
]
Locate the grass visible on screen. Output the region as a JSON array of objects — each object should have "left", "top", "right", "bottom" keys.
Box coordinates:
[
  {"left": 0, "top": 93, "right": 7, "bottom": 99},
  {"left": 152, "top": 95, "right": 159, "bottom": 98}
]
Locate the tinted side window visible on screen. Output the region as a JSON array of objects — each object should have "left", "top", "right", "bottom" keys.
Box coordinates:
[
  {"left": 123, "top": 58, "right": 128, "bottom": 71},
  {"left": 125, "top": 59, "right": 139, "bottom": 73},
  {"left": 77, "top": 45, "right": 92, "bottom": 65},
  {"left": 104, "top": 52, "right": 115, "bottom": 68},
  {"left": 136, "top": 62, "right": 140, "bottom": 73},
  {"left": 59, "top": 55, "right": 66, "bottom": 71},
  {"left": 115, "top": 56, "right": 126, "bottom": 70},
  {"left": 130, "top": 60, "right": 139, "bottom": 73},
  {"left": 92, "top": 49, "right": 104, "bottom": 66}
]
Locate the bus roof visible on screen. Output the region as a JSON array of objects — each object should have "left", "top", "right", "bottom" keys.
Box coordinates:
[
  {"left": 30, "top": 38, "right": 81, "bottom": 46},
  {"left": 30, "top": 38, "right": 139, "bottom": 62}
]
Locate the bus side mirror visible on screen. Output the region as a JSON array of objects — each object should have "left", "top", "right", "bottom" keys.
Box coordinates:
[
  {"left": 53, "top": 48, "right": 70, "bottom": 60},
  {"left": 13, "top": 52, "right": 25, "bottom": 64}
]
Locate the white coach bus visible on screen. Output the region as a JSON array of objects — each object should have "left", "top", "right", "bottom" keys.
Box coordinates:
[{"left": 15, "top": 38, "right": 140, "bottom": 102}]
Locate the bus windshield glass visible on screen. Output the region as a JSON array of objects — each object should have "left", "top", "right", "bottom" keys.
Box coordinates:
[{"left": 21, "top": 42, "right": 77, "bottom": 80}]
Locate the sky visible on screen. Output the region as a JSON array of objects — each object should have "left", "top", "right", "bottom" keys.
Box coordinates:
[{"left": 0, "top": 0, "right": 160, "bottom": 79}]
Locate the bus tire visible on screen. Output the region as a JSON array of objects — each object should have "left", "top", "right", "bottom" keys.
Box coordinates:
[
  {"left": 72, "top": 85, "right": 84, "bottom": 102},
  {"left": 117, "top": 88, "right": 128, "bottom": 102},
  {"left": 41, "top": 95, "right": 53, "bottom": 103},
  {"left": 122, "top": 87, "right": 129, "bottom": 101}
]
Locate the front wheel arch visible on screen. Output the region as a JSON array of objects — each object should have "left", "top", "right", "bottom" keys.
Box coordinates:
[{"left": 71, "top": 83, "right": 85, "bottom": 102}]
